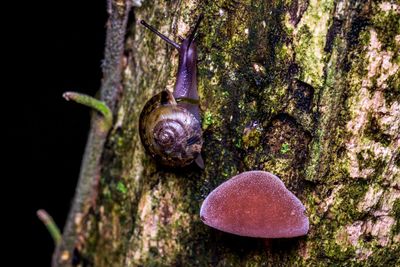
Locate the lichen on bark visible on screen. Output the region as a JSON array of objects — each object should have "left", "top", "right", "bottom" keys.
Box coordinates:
[{"left": 68, "top": 0, "right": 400, "bottom": 266}]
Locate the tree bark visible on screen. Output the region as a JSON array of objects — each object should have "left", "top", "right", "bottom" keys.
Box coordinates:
[{"left": 60, "top": 0, "right": 399, "bottom": 266}]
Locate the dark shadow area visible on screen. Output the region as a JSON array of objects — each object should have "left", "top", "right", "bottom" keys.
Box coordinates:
[{"left": 5, "top": 1, "right": 107, "bottom": 266}]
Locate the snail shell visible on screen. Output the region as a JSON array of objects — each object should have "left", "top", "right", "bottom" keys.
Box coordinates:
[{"left": 139, "top": 91, "right": 203, "bottom": 167}]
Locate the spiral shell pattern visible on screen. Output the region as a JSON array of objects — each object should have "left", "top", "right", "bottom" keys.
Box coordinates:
[{"left": 139, "top": 93, "right": 203, "bottom": 167}]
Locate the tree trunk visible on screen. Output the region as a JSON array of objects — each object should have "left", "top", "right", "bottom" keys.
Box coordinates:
[{"left": 57, "top": 0, "right": 400, "bottom": 266}]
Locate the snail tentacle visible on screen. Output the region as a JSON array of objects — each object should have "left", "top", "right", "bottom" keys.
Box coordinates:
[{"left": 139, "top": 16, "right": 204, "bottom": 168}]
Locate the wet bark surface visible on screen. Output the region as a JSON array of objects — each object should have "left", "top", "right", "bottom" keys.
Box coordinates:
[{"left": 64, "top": 0, "right": 399, "bottom": 266}]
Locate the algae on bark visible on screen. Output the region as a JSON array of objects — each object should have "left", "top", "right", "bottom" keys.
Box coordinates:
[{"left": 64, "top": 0, "right": 399, "bottom": 266}]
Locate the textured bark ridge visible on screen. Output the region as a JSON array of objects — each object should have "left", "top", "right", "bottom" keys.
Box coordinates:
[{"left": 73, "top": 0, "right": 399, "bottom": 266}]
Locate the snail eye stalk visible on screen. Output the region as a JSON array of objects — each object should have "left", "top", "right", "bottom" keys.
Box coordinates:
[{"left": 140, "top": 20, "right": 181, "bottom": 50}]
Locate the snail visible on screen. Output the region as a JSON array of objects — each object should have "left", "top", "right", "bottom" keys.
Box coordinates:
[{"left": 139, "top": 15, "right": 204, "bottom": 168}]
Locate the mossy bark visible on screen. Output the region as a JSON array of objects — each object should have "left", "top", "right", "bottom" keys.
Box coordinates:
[{"left": 68, "top": 0, "right": 399, "bottom": 266}]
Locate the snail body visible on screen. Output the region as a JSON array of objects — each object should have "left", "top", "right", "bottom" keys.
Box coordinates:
[{"left": 139, "top": 16, "right": 204, "bottom": 168}]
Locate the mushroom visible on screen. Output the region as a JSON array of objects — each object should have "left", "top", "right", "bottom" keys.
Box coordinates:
[{"left": 200, "top": 171, "right": 309, "bottom": 238}]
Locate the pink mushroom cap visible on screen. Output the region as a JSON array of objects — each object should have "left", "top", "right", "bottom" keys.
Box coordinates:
[{"left": 200, "top": 171, "right": 309, "bottom": 238}]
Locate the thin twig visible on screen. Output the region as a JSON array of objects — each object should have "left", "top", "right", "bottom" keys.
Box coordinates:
[
  {"left": 52, "top": 1, "right": 133, "bottom": 266},
  {"left": 63, "top": 92, "right": 113, "bottom": 131},
  {"left": 37, "top": 209, "right": 62, "bottom": 245}
]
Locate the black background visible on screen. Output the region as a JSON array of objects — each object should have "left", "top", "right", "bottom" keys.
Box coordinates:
[{"left": 6, "top": 1, "right": 107, "bottom": 266}]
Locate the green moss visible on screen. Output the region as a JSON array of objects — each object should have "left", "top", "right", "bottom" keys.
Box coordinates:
[
  {"left": 332, "top": 183, "right": 367, "bottom": 222},
  {"left": 364, "top": 114, "right": 391, "bottom": 147},
  {"left": 356, "top": 149, "right": 386, "bottom": 181},
  {"left": 372, "top": 6, "right": 400, "bottom": 52},
  {"left": 365, "top": 245, "right": 400, "bottom": 266},
  {"left": 294, "top": 0, "right": 335, "bottom": 87},
  {"left": 202, "top": 110, "right": 215, "bottom": 129},
  {"left": 302, "top": 181, "right": 370, "bottom": 263},
  {"left": 305, "top": 137, "right": 323, "bottom": 181},
  {"left": 395, "top": 153, "right": 400, "bottom": 167},
  {"left": 116, "top": 181, "right": 127, "bottom": 194},
  {"left": 369, "top": 3, "right": 400, "bottom": 106},
  {"left": 242, "top": 126, "right": 262, "bottom": 149},
  {"left": 280, "top": 142, "right": 290, "bottom": 154},
  {"left": 392, "top": 199, "right": 400, "bottom": 234},
  {"left": 102, "top": 185, "right": 112, "bottom": 200},
  {"left": 305, "top": 49, "right": 343, "bottom": 183},
  {"left": 321, "top": 238, "right": 356, "bottom": 262},
  {"left": 383, "top": 72, "right": 400, "bottom": 105}
]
